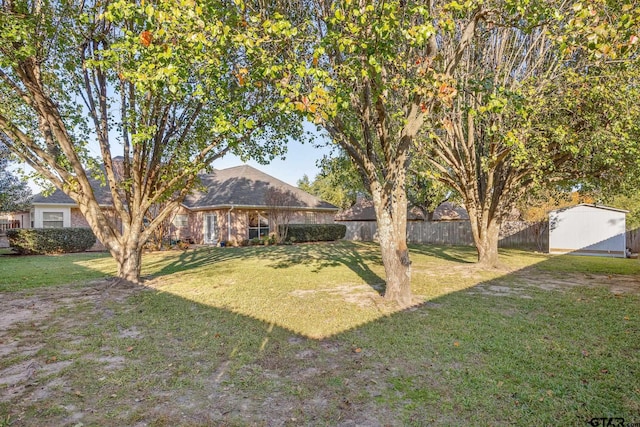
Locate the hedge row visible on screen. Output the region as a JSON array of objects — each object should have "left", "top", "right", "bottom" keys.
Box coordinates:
[
  {"left": 7, "top": 228, "right": 97, "bottom": 255},
  {"left": 281, "top": 224, "right": 346, "bottom": 243}
]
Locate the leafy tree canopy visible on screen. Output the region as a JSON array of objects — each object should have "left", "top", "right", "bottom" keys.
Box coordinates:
[
  {"left": 0, "top": 144, "right": 32, "bottom": 212},
  {"left": 0, "top": 0, "right": 303, "bottom": 282},
  {"left": 298, "top": 151, "right": 364, "bottom": 210}
]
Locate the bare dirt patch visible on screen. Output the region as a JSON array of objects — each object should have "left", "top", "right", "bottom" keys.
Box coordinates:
[
  {"left": 289, "top": 283, "right": 386, "bottom": 308},
  {"left": 514, "top": 271, "right": 640, "bottom": 295},
  {"left": 0, "top": 281, "right": 142, "bottom": 420},
  {"left": 1, "top": 269, "right": 638, "bottom": 426}
]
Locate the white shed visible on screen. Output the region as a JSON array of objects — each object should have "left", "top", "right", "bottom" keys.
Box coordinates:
[{"left": 548, "top": 204, "right": 627, "bottom": 258}]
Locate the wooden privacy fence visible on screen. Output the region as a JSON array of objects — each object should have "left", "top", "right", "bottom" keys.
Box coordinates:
[
  {"left": 627, "top": 228, "right": 640, "bottom": 253},
  {"left": 338, "top": 220, "right": 549, "bottom": 251}
]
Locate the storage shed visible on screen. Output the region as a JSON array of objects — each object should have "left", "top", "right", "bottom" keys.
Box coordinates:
[{"left": 548, "top": 204, "right": 627, "bottom": 258}]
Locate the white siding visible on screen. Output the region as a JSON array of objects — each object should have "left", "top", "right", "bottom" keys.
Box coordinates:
[
  {"left": 33, "top": 205, "right": 71, "bottom": 228},
  {"left": 549, "top": 205, "right": 626, "bottom": 257}
]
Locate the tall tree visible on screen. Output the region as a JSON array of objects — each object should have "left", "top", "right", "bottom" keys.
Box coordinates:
[
  {"left": 298, "top": 152, "right": 364, "bottom": 209},
  {"left": 0, "top": 0, "right": 300, "bottom": 282},
  {"left": 270, "top": 0, "right": 550, "bottom": 305},
  {"left": 419, "top": 2, "right": 640, "bottom": 267}
]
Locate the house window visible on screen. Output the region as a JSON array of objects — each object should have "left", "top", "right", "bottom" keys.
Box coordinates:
[
  {"left": 248, "top": 212, "right": 269, "bottom": 239},
  {"left": 173, "top": 214, "right": 188, "bottom": 228},
  {"left": 305, "top": 212, "right": 317, "bottom": 224},
  {"left": 43, "top": 212, "right": 64, "bottom": 228}
]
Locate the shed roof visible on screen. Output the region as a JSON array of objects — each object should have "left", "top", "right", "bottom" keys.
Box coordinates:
[{"left": 549, "top": 203, "right": 628, "bottom": 214}]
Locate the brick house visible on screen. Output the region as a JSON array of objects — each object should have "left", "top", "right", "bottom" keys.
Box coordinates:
[{"left": 29, "top": 165, "right": 338, "bottom": 245}]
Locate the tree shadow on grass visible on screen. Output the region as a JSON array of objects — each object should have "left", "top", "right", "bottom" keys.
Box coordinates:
[
  {"left": 408, "top": 243, "right": 477, "bottom": 264},
  {"left": 147, "top": 241, "right": 387, "bottom": 296},
  {"left": 264, "top": 241, "right": 386, "bottom": 295},
  {"left": 5, "top": 247, "right": 639, "bottom": 427}
]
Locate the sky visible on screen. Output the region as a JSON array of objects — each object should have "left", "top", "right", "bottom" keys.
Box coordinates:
[
  {"left": 211, "top": 138, "right": 333, "bottom": 186},
  {"left": 19, "top": 126, "right": 335, "bottom": 194}
]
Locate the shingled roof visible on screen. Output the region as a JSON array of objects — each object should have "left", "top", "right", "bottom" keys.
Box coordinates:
[
  {"left": 32, "top": 165, "right": 339, "bottom": 211},
  {"left": 32, "top": 176, "right": 113, "bottom": 206},
  {"left": 183, "top": 165, "right": 338, "bottom": 210}
]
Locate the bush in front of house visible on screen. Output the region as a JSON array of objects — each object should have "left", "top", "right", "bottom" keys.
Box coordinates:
[
  {"left": 282, "top": 224, "right": 347, "bottom": 243},
  {"left": 7, "top": 228, "right": 97, "bottom": 255}
]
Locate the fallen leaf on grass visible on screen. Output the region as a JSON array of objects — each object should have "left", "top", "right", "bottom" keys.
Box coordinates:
[
  {"left": 453, "top": 341, "right": 460, "bottom": 347},
  {"left": 353, "top": 347, "right": 362, "bottom": 353},
  {"left": 126, "top": 346, "right": 134, "bottom": 352}
]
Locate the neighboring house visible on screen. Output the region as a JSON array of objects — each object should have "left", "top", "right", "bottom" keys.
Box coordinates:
[
  {"left": 548, "top": 204, "right": 627, "bottom": 258},
  {"left": 0, "top": 211, "right": 30, "bottom": 248},
  {"left": 28, "top": 165, "right": 338, "bottom": 245},
  {"left": 335, "top": 199, "right": 469, "bottom": 222},
  {"left": 0, "top": 211, "right": 30, "bottom": 231}
]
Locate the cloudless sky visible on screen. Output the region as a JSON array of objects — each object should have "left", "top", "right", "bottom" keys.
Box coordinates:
[
  {"left": 21, "top": 123, "right": 336, "bottom": 193},
  {"left": 212, "top": 138, "right": 334, "bottom": 186}
]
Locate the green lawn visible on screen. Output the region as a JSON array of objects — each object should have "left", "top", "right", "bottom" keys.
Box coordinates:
[{"left": 1, "top": 242, "right": 638, "bottom": 425}]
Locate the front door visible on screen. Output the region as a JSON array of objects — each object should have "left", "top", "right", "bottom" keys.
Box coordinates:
[{"left": 203, "top": 214, "right": 218, "bottom": 244}]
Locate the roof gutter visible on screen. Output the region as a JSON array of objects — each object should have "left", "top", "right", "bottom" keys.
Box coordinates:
[
  {"left": 187, "top": 204, "right": 339, "bottom": 212},
  {"left": 227, "top": 205, "right": 234, "bottom": 242}
]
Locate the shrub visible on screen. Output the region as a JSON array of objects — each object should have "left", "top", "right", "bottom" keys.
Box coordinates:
[
  {"left": 282, "top": 224, "right": 346, "bottom": 243},
  {"left": 7, "top": 228, "right": 97, "bottom": 255}
]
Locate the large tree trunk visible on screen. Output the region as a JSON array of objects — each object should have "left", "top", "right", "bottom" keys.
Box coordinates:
[
  {"left": 114, "top": 246, "right": 143, "bottom": 283},
  {"left": 111, "top": 215, "right": 147, "bottom": 284},
  {"left": 371, "top": 183, "right": 412, "bottom": 307},
  {"left": 469, "top": 208, "right": 500, "bottom": 268},
  {"left": 77, "top": 199, "right": 146, "bottom": 284}
]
